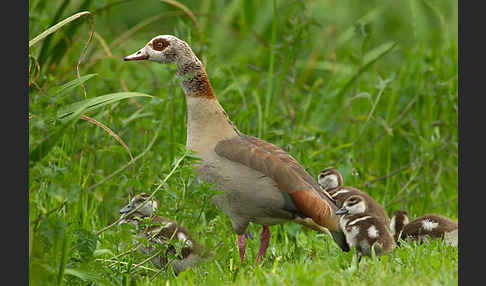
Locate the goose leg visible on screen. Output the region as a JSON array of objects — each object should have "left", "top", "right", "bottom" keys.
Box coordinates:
[
  {"left": 237, "top": 234, "right": 247, "bottom": 263},
  {"left": 255, "top": 226, "right": 271, "bottom": 264}
]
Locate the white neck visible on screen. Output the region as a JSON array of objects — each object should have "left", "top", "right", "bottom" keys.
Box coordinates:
[
  {"left": 171, "top": 48, "right": 239, "bottom": 154},
  {"left": 185, "top": 96, "right": 238, "bottom": 154}
]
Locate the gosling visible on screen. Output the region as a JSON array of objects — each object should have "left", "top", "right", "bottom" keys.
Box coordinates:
[
  {"left": 390, "top": 210, "right": 458, "bottom": 247},
  {"left": 336, "top": 195, "right": 396, "bottom": 258},
  {"left": 318, "top": 167, "right": 390, "bottom": 226},
  {"left": 118, "top": 193, "right": 210, "bottom": 274}
]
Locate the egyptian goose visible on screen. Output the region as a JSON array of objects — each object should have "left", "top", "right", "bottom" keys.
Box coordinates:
[
  {"left": 317, "top": 167, "right": 390, "bottom": 226},
  {"left": 336, "top": 195, "right": 396, "bottom": 258},
  {"left": 390, "top": 210, "right": 458, "bottom": 247},
  {"left": 124, "top": 35, "right": 349, "bottom": 264},
  {"left": 119, "top": 193, "right": 209, "bottom": 274}
]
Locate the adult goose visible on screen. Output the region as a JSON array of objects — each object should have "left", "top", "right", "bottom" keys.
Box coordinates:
[{"left": 124, "top": 35, "right": 349, "bottom": 264}]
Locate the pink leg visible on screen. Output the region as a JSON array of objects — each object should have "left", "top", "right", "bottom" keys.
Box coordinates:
[
  {"left": 255, "top": 226, "right": 271, "bottom": 264},
  {"left": 236, "top": 234, "right": 247, "bottom": 263}
]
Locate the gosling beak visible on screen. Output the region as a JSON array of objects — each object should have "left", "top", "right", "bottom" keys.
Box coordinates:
[
  {"left": 124, "top": 47, "right": 149, "bottom": 61},
  {"left": 119, "top": 204, "right": 133, "bottom": 214},
  {"left": 336, "top": 207, "right": 348, "bottom": 215}
]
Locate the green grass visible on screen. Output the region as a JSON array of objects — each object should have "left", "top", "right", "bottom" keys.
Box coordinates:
[{"left": 29, "top": 0, "right": 458, "bottom": 285}]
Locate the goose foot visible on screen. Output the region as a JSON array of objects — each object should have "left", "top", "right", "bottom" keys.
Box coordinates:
[
  {"left": 237, "top": 234, "right": 246, "bottom": 263},
  {"left": 255, "top": 226, "right": 271, "bottom": 264}
]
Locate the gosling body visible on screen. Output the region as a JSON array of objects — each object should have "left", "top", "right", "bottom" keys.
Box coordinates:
[
  {"left": 391, "top": 210, "right": 458, "bottom": 246},
  {"left": 336, "top": 195, "right": 396, "bottom": 258},
  {"left": 119, "top": 193, "right": 208, "bottom": 274}
]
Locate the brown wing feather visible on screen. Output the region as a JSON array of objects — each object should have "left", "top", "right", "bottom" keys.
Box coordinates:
[
  {"left": 244, "top": 136, "right": 339, "bottom": 203},
  {"left": 214, "top": 134, "right": 339, "bottom": 230}
]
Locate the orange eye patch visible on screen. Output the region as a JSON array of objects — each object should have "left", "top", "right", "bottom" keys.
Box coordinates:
[{"left": 151, "top": 38, "right": 169, "bottom": 51}]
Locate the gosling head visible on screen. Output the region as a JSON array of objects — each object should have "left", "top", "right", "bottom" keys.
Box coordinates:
[
  {"left": 119, "top": 193, "right": 159, "bottom": 219},
  {"left": 390, "top": 210, "right": 409, "bottom": 236},
  {"left": 124, "top": 35, "right": 197, "bottom": 65},
  {"left": 317, "top": 167, "right": 343, "bottom": 192},
  {"left": 335, "top": 195, "right": 366, "bottom": 215}
]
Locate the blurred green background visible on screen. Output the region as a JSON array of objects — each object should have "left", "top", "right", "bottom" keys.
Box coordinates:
[{"left": 29, "top": 0, "right": 458, "bottom": 285}]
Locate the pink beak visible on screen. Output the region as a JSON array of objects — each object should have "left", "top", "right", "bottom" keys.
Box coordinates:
[{"left": 124, "top": 48, "right": 149, "bottom": 61}]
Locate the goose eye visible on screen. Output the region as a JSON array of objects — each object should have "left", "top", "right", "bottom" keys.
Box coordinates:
[{"left": 152, "top": 38, "right": 169, "bottom": 51}]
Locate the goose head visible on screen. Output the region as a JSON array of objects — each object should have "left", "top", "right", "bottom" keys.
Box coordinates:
[
  {"left": 119, "top": 193, "right": 159, "bottom": 219},
  {"left": 335, "top": 195, "right": 366, "bottom": 215},
  {"left": 124, "top": 35, "right": 198, "bottom": 65},
  {"left": 317, "top": 167, "right": 343, "bottom": 191}
]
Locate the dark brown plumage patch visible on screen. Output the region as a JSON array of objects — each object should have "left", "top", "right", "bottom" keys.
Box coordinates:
[
  {"left": 152, "top": 38, "right": 169, "bottom": 51},
  {"left": 183, "top": 71, "right": 215, "bottom": 98}
]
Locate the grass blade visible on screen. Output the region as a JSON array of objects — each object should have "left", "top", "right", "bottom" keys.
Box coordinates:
[
  {"left": 336, "top": 7, "right": 384, "bottom": 46},
  {"left": 79, "top": 115, "right": 136, "bottom": 182},
  {"left": 29, "top": 11, "right": 91, "bottom": 48},
  {"left": 263, "top": 0, "right": 278, "bottom": 129},
  {"left": 30, "top": 92, "right": 151, "bottom": 164},
  {"left": 108, "top": 11, "right": 182, "bottom": 50},
  {"left": 46, "top": 0, "right": 94, "bottom": 69},
  {"left": 336, "top": 41, "right": 397, "bottom": 97},
  {"left": 57, "top": 92, "right": 152, "bottom": 121},
  {"left": 64, "top": 268, "right": 100, "bottom": 283},
  {"left": 56, "top": 228, "right": 70, "bottom": 286},
  {"left": 160, "top": 0, "right": 200, "bottom": 31},
  {"left": 29, "top": 103, "right": 89, "bottom": 164},
  {"left": 87, "top": 121, "right": 162, "bottom": 191},
  {"left": 55, "top": 74, "right": 98, "bottom": 96},
  {"left": 35, "top": 0, "right": 70, "bottom": 67}
]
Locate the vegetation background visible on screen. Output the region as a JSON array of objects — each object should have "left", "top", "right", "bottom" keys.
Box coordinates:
[{"left": 29, "top": 0, "right": 458, "bottom": 285}]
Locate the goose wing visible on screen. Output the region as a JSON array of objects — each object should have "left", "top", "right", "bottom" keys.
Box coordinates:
[{"left": 215, "top": 134, "right": 341, "bottom": 232}]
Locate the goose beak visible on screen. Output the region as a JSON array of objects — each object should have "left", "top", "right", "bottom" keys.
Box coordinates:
[
  {"left": 124, "top": 47, "right": 149, "bottom": 61},
  {"left": 336, "top": 207, "right": 348, "bottom": 215}
]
